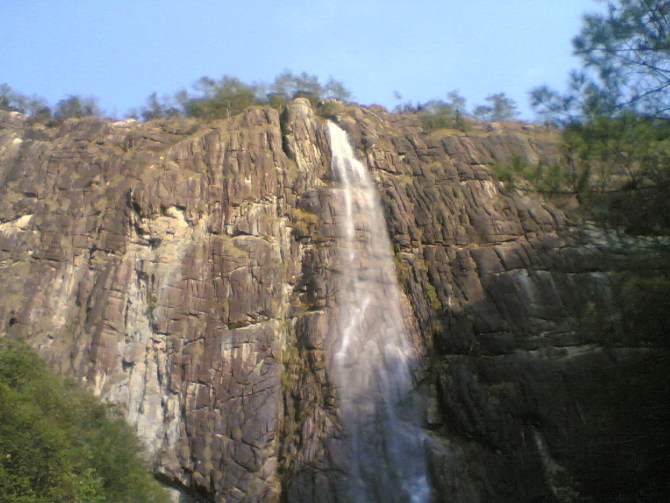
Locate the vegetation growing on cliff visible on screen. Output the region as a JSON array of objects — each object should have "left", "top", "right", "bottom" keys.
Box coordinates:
[
  {"left": 498, "top": 0, "right": 670, "bottom": 237},
  {"left": 1, "top": 70, "right": 352, "bottom": 124},
  {"left": 493, "top": 0, "right": 670, "bottom": 354},
  {"left": 127, "top": 70, "right": 352, "bottom": 121},
  {"left": 414, "top": 92, "right": 470, "bottom": 132},
  {"left": 0, "top": 84, "right": 102, "bottom": 125},
  {"left": 3, "top": 69, "right": 524, "bottom": 129},
  {"left": 0, "top": 338, "right": 168, "bottom": 503},
  {"left": 392, "top": 89, "right": 520, "bottom": 133}
]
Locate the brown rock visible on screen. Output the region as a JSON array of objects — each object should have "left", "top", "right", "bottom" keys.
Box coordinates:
[{"left": 0, "top": 104, "right": 664, "bottom": 502}]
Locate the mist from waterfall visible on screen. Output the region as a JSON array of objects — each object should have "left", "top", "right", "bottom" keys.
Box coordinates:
[{"left": 327, "top": 122, "right": 432, "bottom": 503}]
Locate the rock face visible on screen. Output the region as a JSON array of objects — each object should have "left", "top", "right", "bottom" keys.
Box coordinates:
[{"left": 0, "top": 101, "right": 666, "bottom": 501}]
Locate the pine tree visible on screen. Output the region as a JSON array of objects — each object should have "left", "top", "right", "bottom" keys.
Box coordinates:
[{"left": 528, "top": 0, "right": 670, "bottom": 235}]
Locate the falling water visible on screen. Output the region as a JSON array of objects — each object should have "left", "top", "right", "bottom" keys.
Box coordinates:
[{"left": 327, "top": 122, "right": 432, "bottom": 503}]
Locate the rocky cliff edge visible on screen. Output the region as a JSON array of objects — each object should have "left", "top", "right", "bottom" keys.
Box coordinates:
[{"left": 0, "top": 101, "right": 666, "bottom": 501}]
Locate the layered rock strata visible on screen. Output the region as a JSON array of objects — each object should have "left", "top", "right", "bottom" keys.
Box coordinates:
[{"left": 0, "top": 100, "right": 666, "bottom": 501}]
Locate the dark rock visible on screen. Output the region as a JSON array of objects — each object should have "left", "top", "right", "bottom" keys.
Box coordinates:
[{"left": 0, "top": 101, "right": 665, "bottom": 502}]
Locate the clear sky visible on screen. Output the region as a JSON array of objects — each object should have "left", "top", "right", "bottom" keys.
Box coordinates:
[{"left": 1, "top": 0, "right": 603, "bottom": 120}]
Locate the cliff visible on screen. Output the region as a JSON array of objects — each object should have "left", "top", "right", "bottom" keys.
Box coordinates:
[{"left": 0, "top": 100, "right": 666, "bottom": 501}]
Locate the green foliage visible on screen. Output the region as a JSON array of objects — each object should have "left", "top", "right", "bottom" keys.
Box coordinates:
[
  {"left": 323, "top": 76, "right": 352, "bottom": 101},
  {"left": 565, "top": 113, "right": 670, "bottom": 233},
  {"left": 3, "top": 71, "right": 351, "bottom": 124},
  {"left": 414, "top": 89, "right": 519, "bottom": 129},
  {"left": 494, "top": 115, "right": 670, "bottom": 234},
  {"left": 0, "top": 338, "right": 168, "bottom": 503},
  {"left": 271, "top": 70, "right": 321, "bottom": 100},
  {"left": 571, "top": 252, "right": 670, "bottom": 347},
  {"left": 269, "top": 70, "right": 351, "bottom": 104},
  {"left": 418, "top": 91, "right": 470, "bottom": 132},
  {"left": 181, "top": 75, "right": 257, "bottom": 119},
  {"left": 316, "top": 100, "right": 341, "bottom": 120},
  {"left": 290, "top": 208, "right": 321, "bottom": 240},
  {"left": 533, "top": 0, "right": 670, "bottom": 121},
  {"left": 472, "top": 93, "right": 518, "bottom": 121},
  {"left": 267, "top": 92, "right": 289, "bottom": 110},
  {"left": 419, "top": 101, "right": 455, "bottom": 132},
  {"left": 527, "top": 0, "right": 670, "bottom": 236},
  {"left": 0, "top": 84, "right": 51, "bottom": 118},
  {"left": 53, "top": 95, "right": 101, "bottom": 121},
  {"left": 132, "top": 71, "right": 352, "bottom": 121},
  {"left": 492, "top": 155, "right": 567, "bottom": 197},
  {"left": 446, "top": 90, "right": 467, "bottom": 115},
  {"left": 135, "top": 92, "right": 181, "bottom": 121},
  {"left": 523, "top": 10, "right": 670, "bottom": 495},
  {"left": 0, "top": 85, "right": 105, "bottom": 124}
]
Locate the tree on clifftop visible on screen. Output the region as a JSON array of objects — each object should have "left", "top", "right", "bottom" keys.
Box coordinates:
[
  {"left": 473, "top": 93, "right": 518, "bottom": 121},
  {"left": 53, "top": 95, "right": 102, "bottom": 120},
  {"left": 502, "top": 0, "right": 670, "bottom": 376},
  {"left": 533, "top": 0, "right": 670, "bottom": 121},
  {"left": 0, "top": 83, "right": 51, "bottom": 117},
  {"left": 525, "top": 0, "right": 670, "bottom": 236},
  {"left": 519, "top": 7, "right": 670, "bottom": 497},
  {"left": 182, "top": 76, "right": 257, "bottom": 119}
]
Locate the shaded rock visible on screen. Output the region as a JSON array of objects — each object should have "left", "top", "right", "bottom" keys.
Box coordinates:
[{"left": 0, "top": 103, "right": 666, "bottom": 502}]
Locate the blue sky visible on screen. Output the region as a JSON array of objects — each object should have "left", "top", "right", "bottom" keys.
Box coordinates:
[{"left": 1, "top": 1, "right": 603, "bottom": 119}]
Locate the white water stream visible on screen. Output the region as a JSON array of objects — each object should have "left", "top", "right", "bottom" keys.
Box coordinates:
[{"left": 327, "top": 122, "right": 431, "bottom": 503}]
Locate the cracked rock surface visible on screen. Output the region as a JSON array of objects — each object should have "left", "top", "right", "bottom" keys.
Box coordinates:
[{"left": 0, "top": 102, "right": 665, "bottom": 502}]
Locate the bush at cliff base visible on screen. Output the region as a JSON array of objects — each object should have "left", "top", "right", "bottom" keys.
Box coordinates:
[{"left": 0, "top": 337, "right": 168, "bottom": 503}]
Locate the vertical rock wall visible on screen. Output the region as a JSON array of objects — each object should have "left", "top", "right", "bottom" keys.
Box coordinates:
[{"left": 0, "top": 102, "right": 666, "bottom": 501}]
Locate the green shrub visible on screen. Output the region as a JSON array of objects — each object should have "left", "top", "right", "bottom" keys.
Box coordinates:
[
  {"left": 418, "top": 100, "right": 469, "bottom": 133},
  {"left": 181, "top": 76, "right": 257, "bottom": 120},
  {"left": 573, "top": 255, "right": 670, "bottom": 347},
  {"left": 0, "top": 338, "right": 168, "bottom": 503},
  {"left": 316, "top": 100, "right": 341, "bottom": 120},
  {"left": 290, "top": 208, "right": 321, "bottom": 240},
  {"left": 53, "top": 95, "right": 101, "bottom": 121}
]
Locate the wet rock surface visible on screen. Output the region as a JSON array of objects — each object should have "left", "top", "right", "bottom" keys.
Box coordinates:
[{"left": 0, "top": 103, "right": 666, "bottom": 501}]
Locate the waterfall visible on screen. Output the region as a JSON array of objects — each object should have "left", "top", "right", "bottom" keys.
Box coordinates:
[{"left": 327, "top": 122, "right": 432, "bottom": 503}]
